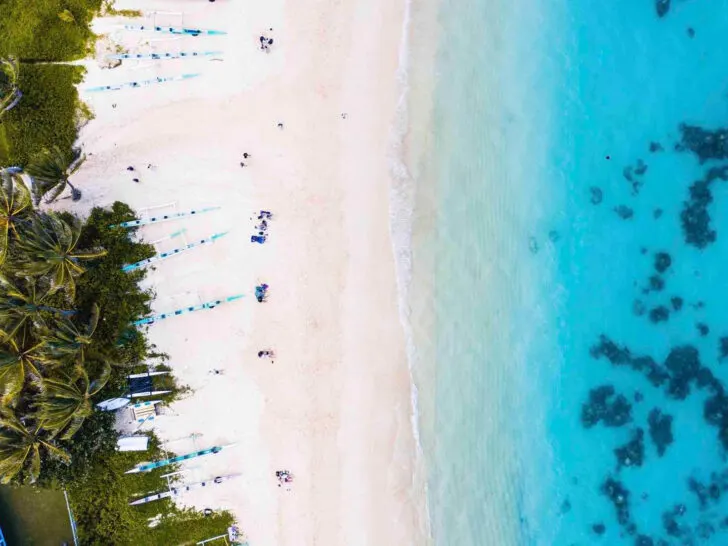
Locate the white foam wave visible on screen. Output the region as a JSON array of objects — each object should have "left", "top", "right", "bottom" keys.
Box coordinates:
[{"left": 386, "top": 0, "right": 433, "bottom": 540}]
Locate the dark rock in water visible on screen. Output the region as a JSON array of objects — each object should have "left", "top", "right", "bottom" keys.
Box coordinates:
[
  {"left": 640, "top": 247, "right": 648, "bottom": 255},
  {"left": 680, "top": 166, "right": 728, "bottom": 248},
  {"left": 687, "top": 27, "right": 695, "bottom": 38},
  {"left": 704, "top": 393, "right": 728, "bottom": 426},
  {"left": 623, "top": 160, "right": 648, "bottom": 194},
  {"left": 648, "top": 275, "right": 664, "bottom": 292},
  {"left": 662, "top": 505, "right": 687, "bottom": 537},
  {"left": 634, "top": 391, "right": 643, "bottom": 402},
  {"left": 548, "top": 230, "right": 560, "bottom": 243},
  {"left": 592, "top": 523, "right": 606, "bottom": 535},
  {"left": 561, "top": 499, "right": 571, "bottom": 514},
  {"left": 649, "top": 306, "right": 670, "bottom": 323},
  {"left": 682, "top": 179, "right": 716, "bottom": 248},
  {"left": 614, "top": 205, "right": 634, "bottom": 219},
  {"left": 649, "top": 141, "right": 664, "bottom": 153},
  {"left": 719, "top": 336, "right": 728, "bottom": 361},
  {"left": 654, "top": 252, "right": 672, "bottom": 273},
  {"left": 614, "top": 428, "right": 645, "bottom": 470},
  {"left": 633, "top": 300, "right": 646, "bottom": 316},
  {"left": 582, "top": 385, "right": 632, "bottom": 428},
  {"left": 648, "top": 408, "right": 673, "bottom": 456},
  {"left": 696, "top": 367, "right": 723, "bottom": 394},
  {"left": 635, "top": 536, "right": 654, "bottom": 546},
  {"left": 697, "top": 322, "right": 710, "bottom": 337},
  {"left": 664, "top": 345, "right": 701, "bottom": 399},
  {"left": 529, "top": 237, "right": 539, "bottom": 254},
  {"left": 671, "top": 296, "right": 684, "bottom": 311},
  {"left": 693, "top": 300, "right": 705, "bottom": 309},
  {"left": 653, "top": 208, "right": 663, "bottom": 219},
  {"left": 688, "top": 471, "right": 728, "bottom": 511},
  {"left": 590, "top": 186, "right": 604, "bottom": 205},
  {"left": 680, "top": 124, "right": 728, "bottom": 163},
  {"left": 697, "top": 521, "right": 715, "bottom": 540},
  {"left": 704, "top": 394, "right": 728, "bottom": 450},
  {"left": 655, "top": 0, "right": 670, "bottom": 17},
  {"left": 601, "top": 478, "right": 631, "bottom": 525},
  {"left": 590, "top": 335, "right": 669, "bottom": 387}
]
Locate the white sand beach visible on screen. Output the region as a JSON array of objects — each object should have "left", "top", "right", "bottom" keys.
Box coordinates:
[{"left": 71, "top": 0, "right": 426, "bottom": 543}]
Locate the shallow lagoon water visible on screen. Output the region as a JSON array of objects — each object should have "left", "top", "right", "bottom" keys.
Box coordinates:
[{"left": 408, "top": 0, "right": 728, "bottom": 544}]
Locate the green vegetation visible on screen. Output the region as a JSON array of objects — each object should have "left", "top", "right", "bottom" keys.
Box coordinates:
[
  {"left": 0, "top": 0, "right": 103, "bottom": 61},
  {"left": 0, "top": 0, "right": 101, "bottom": 165},
  {"left": 0, "top": 5, "right": 240, "bottom": 544},
  {"left": 0, "top": 199, "right": 235, "bottom": 543},
  {"left": 0, "top": 63, "right": 84, "bottom": 166}
]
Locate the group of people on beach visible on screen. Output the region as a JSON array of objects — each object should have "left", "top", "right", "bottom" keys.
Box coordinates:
[
  {"left": 255, "top": 283, "right": 269, "bottom": 303},
  {"left": 259, "top": 30, "right": 274, "bottom": 52},
  {"left": 251, "top": 210, "right": 273, "bottom": 244},
  {"left": 126, "top": 164, "right": 155, "bottom": 183},
  {"left": 275, "top": 470, "right": 294, "bottom": 491}
]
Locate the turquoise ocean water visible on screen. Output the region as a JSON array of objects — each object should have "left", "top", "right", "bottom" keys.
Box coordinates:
[{"left": 402, "top": 0, "right": 728, "bottom": 544}]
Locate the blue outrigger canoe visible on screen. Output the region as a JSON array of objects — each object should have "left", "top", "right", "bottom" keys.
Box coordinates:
[
  {"left": 106, "top": 51, "right": 223, "bottom": 61},
  {"left": 86, "top": 73, "right": 199, "bottom": 93},
  {"left": 133, "top": 294, "right": 244, "bottom": 326},
  {"left": 123, "top": 24, "right": 227, "bottom": 36}
]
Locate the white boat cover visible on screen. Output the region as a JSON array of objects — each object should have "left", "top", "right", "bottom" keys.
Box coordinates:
[{"left": 118, "top": 436, "right": 150, "bottom": 452}]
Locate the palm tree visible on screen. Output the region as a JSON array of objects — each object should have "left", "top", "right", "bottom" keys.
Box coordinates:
[
  {"left": 0, "top": 169, "right": 32, "bottom": 264},
  {"left": 25, "top": 145, "right": 85, "bottom": 203},
  {"left": 0, "top": 410, "right": 70, "bottom": 483},
  {"left": 0, "top": 57, "right": 21, "bottom": 119},
  {"left": 42, "top": 303, "right": 98, "bottom": 363},
  {"left": 0, "top": 274, "right": 75, "bottom": 341},
  {"left": 0, "top": 332, "right": 53, "bottom": 405},
  {"left": 36, "top": 363, "right": 110, "bottom": 440},
  {"left": 15, "top": 213, "right": 106, "bottom": 300}
]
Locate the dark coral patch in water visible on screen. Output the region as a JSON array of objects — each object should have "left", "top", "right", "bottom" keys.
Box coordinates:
[
  {"left": 624, "top": 159, "right": 648, "bottom": 194},
  {"left": 680, "top": 124, "right": 728, "bottom": 163},
  {"left": 582, "top": 385, "right": 633, "bottom": 428},
  {"left": 593, "top": 523, "right": 606, "bottom": 535},
  {"left": 719, "top": 336, "right": 728, "bottom": 361},
  {"left": 601, "top": 478, "right": 631, "bottom": 525},
  {"left": 680, "top": 166, "right": 728, "bottom": 248},
  {"left": 653, "top": 208, "right": 663, "bottom": 219},
  {"left": 671, "top": 296, "right": 684, "bottom": 311},
  {"left": 649, "top": 141, "right": 664, "bottom": 152},
  {"left": 649, "top": 306, "right": 670, "bottom": 323},
  {"left": 662, "top": 504, "right": 687, "bottom": 538},
  {"left": 688, "top": 471, "right": 728, "bottom": 511},
  {"left": 648, "top": 275, "right": 664, "bottom": 292},
  {"left": 590, "top": 336, "right": 669, "bottom": 387},
  {"left": 590, "top": 186, "right": 603, "bottom": 205},
  {"left": 647, "top": 408, "right": 673, "bottom": 457},
  {"left": 664, "top": 346, "right": 701, "bottom": 400},
  {"left": 655, "top": 0, "right": 670, "bottom": 18},
  {"left": 614, "top": 205, "right": 634, "bottom": 219},
  {"left": 697, "top": 323, "right": 710, "bottom": 337},
  {"left": 615, "top": 428, "right": 644, "bottom": 470},
  {"left": 654, "top": 252, "right": 672, "bottom": 273}
]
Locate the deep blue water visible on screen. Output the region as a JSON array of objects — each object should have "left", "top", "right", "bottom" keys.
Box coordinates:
[{"left": 411, "top": 0, "right": 728, "bottom": 544}]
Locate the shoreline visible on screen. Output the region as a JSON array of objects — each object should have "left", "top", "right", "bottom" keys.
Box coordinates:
[{"left": 72, "top": 0, "right": 427, "bottom": 543}]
